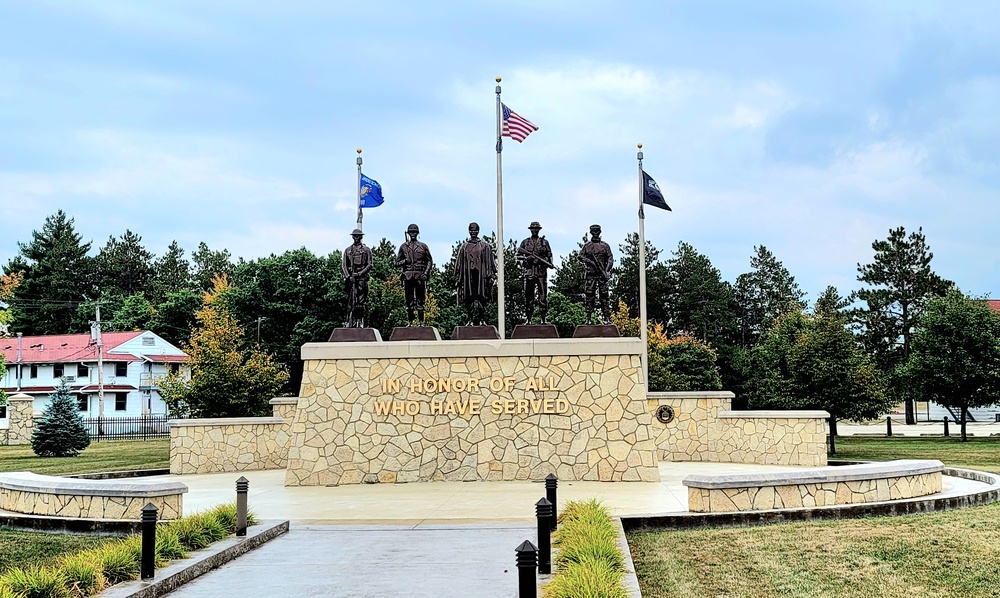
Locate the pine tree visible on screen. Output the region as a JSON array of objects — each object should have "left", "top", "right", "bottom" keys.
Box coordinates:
[
  {"left": 31, "top": 380, "right": 91, "bottom": 457},
  {"left": 151, "top": 241, "right": 192, "bottom": 301},
  {"left": 191, "top": 243, "right": 235, "bottom": 292},
  {"left": 733, "top": 245, "right": 805, "bottom": 347},
  {"left": 94, "top": 230, "right": 155, "bottom": 298},
  {"left": 611, "top": 232, "right": 669, "bottom": 324},
  {"left": 851, "top": 226, "right": 952, "bottom": 424},
  {"left": 6, "top": 210, "right": 93, "bottom": 334}
]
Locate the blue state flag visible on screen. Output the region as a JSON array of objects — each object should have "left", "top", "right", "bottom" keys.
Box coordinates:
[{"left": 359, "top": 173, "right": 384, "bottom": 208}]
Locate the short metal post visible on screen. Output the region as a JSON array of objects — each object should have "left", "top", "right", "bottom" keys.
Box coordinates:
[
  {"left": 886, "top": 416, "right": 893, "bottom": 437},
  {"left": 544, "top": 474, "right": 558, "bottom": 532},
  {"left": 515, "top": 540, "right": 538, "bottom": 598},
  {"left": 943, "top": 416, "right": 950, "bottom": 437},
  {"left": 236, "top": 476, "right": 249, "bottom": 537},
  {"left": 141, "top": 503, "right": 158, "bottom": 580},
  {"left": 535, "top": 498, "right": 552, "bottom": 575}
]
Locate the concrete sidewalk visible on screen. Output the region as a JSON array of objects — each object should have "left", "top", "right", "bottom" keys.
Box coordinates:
[
  {"left": 165, "top": 523, "right": 536, "bottom": 598},
  {"left": 164, "top": 462, "right": 797, "bottom": 524},
  {"left": 838, "top": 421, "right": 1000, "bottom": 437}
]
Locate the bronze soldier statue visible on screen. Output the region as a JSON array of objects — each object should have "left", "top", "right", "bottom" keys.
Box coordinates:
[
  {"left": 342, "top": 228, "right": 372, "bottom": 328},
  {"left": 517, "top": 222, "right": 554, "bottom": 324},
  {"left": 579, "top": 224, "right": 614, "bottom": 325},
  {"left": 395, "top": 223, "right": 434, "bottom": 326},
  {"left": 455, "top": 222, "right": 496, "bottom": 326}
]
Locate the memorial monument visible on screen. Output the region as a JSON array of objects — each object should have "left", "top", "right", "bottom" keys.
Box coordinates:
[
  {"left": 455, "top": 222, "right": 496, "bottom": 327},
  {"left": 517, "top": 222, "right": 553, "bottom": 324},
  {"left": 574, "top": 224, "right": 619, "bottom": 337},
  {"left": 327, "top": 229, "right": 381, "bottom": 342},
  {"left": 390, "top": 223, "right": 439, "bottom": 340}
]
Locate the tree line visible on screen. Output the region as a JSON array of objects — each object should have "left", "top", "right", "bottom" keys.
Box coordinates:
[{"left": 3, "top": 210, "right": 1000, "bottom": 444}]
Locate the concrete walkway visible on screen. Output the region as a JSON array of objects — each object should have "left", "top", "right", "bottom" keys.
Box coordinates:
[
  {"left": 166, "top": 523, "right": 535, "bottom": 598},
  {"left": 165, "top": 462, "right": 797, "bottom": 524},
  {"left": 838, "top": 421, "right": 1000, "bottom": 437}
]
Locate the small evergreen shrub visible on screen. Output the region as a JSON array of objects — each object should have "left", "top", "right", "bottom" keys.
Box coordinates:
[{"left": 30, "top": 380, "right": 91, "bottom": 457}]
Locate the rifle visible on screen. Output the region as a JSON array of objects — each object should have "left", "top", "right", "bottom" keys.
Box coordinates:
[{"left": 517, "top": 248, "right": 555, "bottom": 269}]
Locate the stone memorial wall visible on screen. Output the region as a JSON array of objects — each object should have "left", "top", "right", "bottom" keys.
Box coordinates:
[{"left": 284, "top": 338, "right": 661, "bottom": 486}]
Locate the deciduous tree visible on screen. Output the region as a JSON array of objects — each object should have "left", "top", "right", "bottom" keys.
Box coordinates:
[
  {"left": 900, "top": 290, "right": 1000, "bottom": 441},
  {"left": 159, "top": 275, "right": 288, "bottom": 418},
  {"left": 749, "top": 300, "right": 891, "bottom": 453}
]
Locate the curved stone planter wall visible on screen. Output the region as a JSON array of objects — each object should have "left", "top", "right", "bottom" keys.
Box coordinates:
[
  {"left": 0, "top": 472, "right": 188, "bottom": 520},
  {"left": 683, "top": 459, "right": 943, "bottom": 513}
]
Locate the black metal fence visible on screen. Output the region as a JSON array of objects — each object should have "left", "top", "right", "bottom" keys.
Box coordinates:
[{"left": 82, "top": 415, "right": 170, "bottom": 441}]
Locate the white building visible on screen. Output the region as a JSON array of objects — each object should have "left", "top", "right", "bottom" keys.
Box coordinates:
[{"left": 1, "top": 330, "right": 188, "bottom": 426}]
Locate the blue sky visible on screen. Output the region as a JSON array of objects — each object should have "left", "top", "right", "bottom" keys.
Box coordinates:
[{"left": 2, "top": 1, "right": 999, "bottom": 301}]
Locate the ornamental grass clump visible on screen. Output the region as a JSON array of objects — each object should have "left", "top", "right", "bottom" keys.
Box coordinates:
[
  {"left": 0, "top": 502, "right": 258, "bottom": 598},
  {"left": 0, "top": 565, "right": 71, "bottom": 598},
  {"left": 543, "top": 499, "right": 628, "bottom": 598}
]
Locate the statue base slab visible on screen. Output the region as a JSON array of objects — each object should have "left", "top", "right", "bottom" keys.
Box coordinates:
[
  {"left": 451, "top": 325, "right": 501, "bottom": 340},
  {"left": 389, "top": 327, "right": 442, "bottom": 341},
  {"left": 573, "top": 324, "right": 621, "bottom": 338},
  {"left": 327, "top": 328, "right": 383, "bottom": 342},
  {"left": 511, "top": 324, "right": 559, "bottom": 339}
]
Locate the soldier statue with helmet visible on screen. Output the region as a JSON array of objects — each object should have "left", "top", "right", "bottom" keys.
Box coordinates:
[
  {"left": 395, "top": 223, "right": 434, "bottom": 326},
  {"left": 517, "top": 221, "right": 554, "bottom": 324},
  {"left": 579, "top": 224, "right": 614, "bottom": 325},
  {"left": 342, "top": 228, "right": 372, "bottom": 328}
]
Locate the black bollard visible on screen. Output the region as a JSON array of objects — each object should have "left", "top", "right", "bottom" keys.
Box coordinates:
[
  {"left": 141, "top": 503, "right": 158, "bottom": 580},
  {"left": 886, "top": 416, "right": 893, "bottom": 437},
  {"left": 236, "top": 476, "right": 249, "bottom": 537},
  {"left": 535, "top": 498, "right": 553, "bottom": 575},
  {"left": 944, "top": 416, "right": 950, "bottom": 437},
  {"left": 515, "top": 540, "right": 538, "bottom": 598},
  {"left": 544, "top": 474, "right": 558, "bottom": 532}
]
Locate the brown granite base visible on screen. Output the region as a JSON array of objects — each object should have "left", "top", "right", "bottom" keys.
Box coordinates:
[
  {"left": 511, "top": 324, "right": 559, "bottom": 339},
  {"left": 388, "top": 327, "right": 442, "bottom": 341},
  {"left": 573, "top": 324, "right": 620, "bottom": 338},
  {"left": 327, "top": 328, "right": 383, "bottom": 342},
  {"left": 451, "top": 325, "right": 500, "bottom": 340}
]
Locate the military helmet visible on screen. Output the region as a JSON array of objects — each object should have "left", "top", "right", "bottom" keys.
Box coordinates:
[
  {"left": 351, "top": 228, "right": 364, "bottom": 236},
  {"left": 407, "top": 223, "right": 420, "bottom": 234},
  {"left": 589, "top": 224, "right": 602, "bottom": 233}
]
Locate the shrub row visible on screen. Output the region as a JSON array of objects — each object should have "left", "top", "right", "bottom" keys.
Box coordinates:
[
  {"left": 543, "top": 499, "right": 629, "bottom": 598},
  {"left": 0, "top": 503, "right": 256, "bottom": 598}
]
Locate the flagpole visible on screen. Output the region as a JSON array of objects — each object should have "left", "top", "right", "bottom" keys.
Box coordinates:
[
  {"left": 356, "top": 148, "right": 363, "bottom": 231},
  {"left": 637, "top": 143, "right": 648, "bottom": 387},
  {"left": 495, "top": 76, "right": 506, "bottom": 338}
]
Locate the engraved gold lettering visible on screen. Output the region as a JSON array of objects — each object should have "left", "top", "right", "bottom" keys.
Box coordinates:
[
  {"left": 490, "top": 399, "right": 503, "bottom": 414},
  {"left": 405, "top": 401, "right": 419, "bottom": 416},
  {"left": 556, "top": 398, "right": 569, "bottom": 413},
  {"left": 430, "top": 400, "right": 444, "bottom": 414},
  {"left": 525, "top": 377, "right": 538, "bottom": 391},
  {"left": 453, "top": 378, "right": 466, "bottom": 392},
  {"left": 489, "top": 377, "right": 504, "bottom": 391},
  {"left": 373, "top": 401, "right": 392, "bottom": 416}
]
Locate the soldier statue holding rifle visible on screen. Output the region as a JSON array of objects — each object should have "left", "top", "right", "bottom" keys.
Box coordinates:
[
  {"left": 342, "top": 228, "right": 372, "bottom": 328},
  {"left": 517, "top": 221, "right": 554, "bottom": 324},
  {"left": 579, "top": 224, "right": 614, "bottom": 325},
  {"left": 395, "top": 223, "right": 434, "bottom": 326}
]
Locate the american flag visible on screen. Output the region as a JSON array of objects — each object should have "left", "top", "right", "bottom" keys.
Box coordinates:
[{"left": 502, "top": 103, "right": 538, "bottom": 143}]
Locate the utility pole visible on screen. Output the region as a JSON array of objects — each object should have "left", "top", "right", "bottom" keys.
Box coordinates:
[{"left": 95, "top": 303, "right": 105, "bottom": 430}]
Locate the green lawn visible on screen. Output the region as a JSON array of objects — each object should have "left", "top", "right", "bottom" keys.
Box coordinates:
[
  {"left": 630, "top": 436, "right": 1000, "bottom": 597},
  {"left": 0, "top": 527, "right": 118, "bottom": 573},
  {"left": 0, "top": 439, "right": 169, "bottom": 475},
  {"left": 629, "top": 501, "right": 1000, "bottom": 598},
  {"left": 834, "top": 436, "right": 1000, "bottom": 474}
]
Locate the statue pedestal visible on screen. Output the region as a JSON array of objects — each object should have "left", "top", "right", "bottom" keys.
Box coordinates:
[
  {"left": 511, "top": 324, "right": 559, "bottom": 339},
  {"left": 451, "top": 325, "right": 500, "bottom": 340},
  {"left": 573, "top": 324, "right": 620, "bottom": 338},
  {"left": 388, "top": 327, "right": 442, "bottom": 341},
  {"left": 328, "top": 328, "right": 383, "bottom": 342}
]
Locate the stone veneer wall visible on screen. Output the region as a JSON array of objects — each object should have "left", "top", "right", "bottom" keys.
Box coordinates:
[
  {"left": 649, "top": 392, "right": 828, "bottom": 467},
  {"left": 4, "top": 394, "right": 34, "bottom": 446},
  {"left": 713, "top": 411, "right": 828, "bottom": 467},
  {"left": 168, "top": 397, "right": 297, "bottom": 475},
  {"left": 685, "top": 460, "right": 943, "bottom": 513},
  {"left": 285, "top": 338, "right": 660, "bottom": 486},
  {"left": 1, "top": 488, "right": 183, "bottom": 520}
]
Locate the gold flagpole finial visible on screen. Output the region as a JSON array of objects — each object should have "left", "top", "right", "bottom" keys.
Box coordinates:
[
  {"left": 496, "top": 76, "right": 502, "bottom": 83},
  {"left": 356, "top": 148, "right": 362, "bottom": 154},
  {"left": 637, "top": 143, "right": 643, "bottom": 149}
]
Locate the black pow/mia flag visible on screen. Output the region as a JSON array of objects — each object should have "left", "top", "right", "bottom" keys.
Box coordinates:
[{"left": 641, "top": 170, "right": 671, "bottom": 214}]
